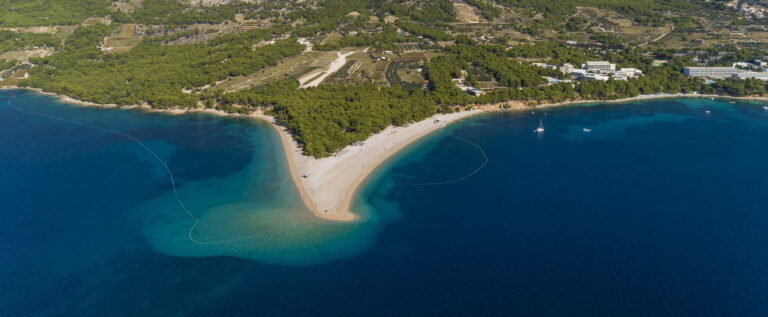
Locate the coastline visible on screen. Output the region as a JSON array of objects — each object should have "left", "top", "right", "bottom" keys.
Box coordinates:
[
  {"left": 4, "top": 86, "right": 768, "bottom": 222},
  {"left": 256, "top": 110, "right": 483, "bottom": 221},
  {"left": 239, "top": 92, "right": 768, "bottom": 222}
]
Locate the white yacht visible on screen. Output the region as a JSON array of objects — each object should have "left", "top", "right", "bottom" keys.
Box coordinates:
[{"left": 534, "top": 119, "right": 545, "bottom": 133}]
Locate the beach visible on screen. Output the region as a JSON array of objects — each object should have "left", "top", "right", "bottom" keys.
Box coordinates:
[
  {"left": 265, "top": 92, "right": 768, "bottom": 222},
  {"left": 257, "top": 110, "right": 483, "bottom": 221},
  {"left": 4, "top": 86, "right": 768, "bottom": 222},
  {"left": 5, "top": 86, "right": 768, "bottom": 316}
]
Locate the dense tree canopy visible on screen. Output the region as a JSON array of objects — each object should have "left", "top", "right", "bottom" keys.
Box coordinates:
[
  {"left": 464, "top": 0, "right": 502, "bottom": 20},
  {"left": 497, "top": 0, "right": 695, "bottom": 26},
  {"left": 22, "top": 26, "right": 303, "bottom": 108},
  {"left": 0, "top": 59, "right": 16, "bottom": 70},
  {"left": 0, "top": 30, "right": 59, "bottom": 54},
  {"left": 370, "top": 0, "right": 457, "bottom": 23},
  {"left": 0, "top": 0, "right": 110, "bottom": 27},
  {"left": 7, "top": 0, "right": 768, "bottom": 158},
  {"left": 395, "top": 22, "right": 452, "bottom": 41},
  {"left": 218, "top": 81, "right": 436, "bottom": 157}
]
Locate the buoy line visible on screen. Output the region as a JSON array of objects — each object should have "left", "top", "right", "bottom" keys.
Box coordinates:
[
  {"left": 400, "top": 133, "right": 489, "bottom": 186},
  {"left": 5, "top": 92, "right": 276, "bottom": 246}
]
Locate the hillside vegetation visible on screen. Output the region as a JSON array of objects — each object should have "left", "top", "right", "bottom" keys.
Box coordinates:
[
  {"left": 0, "top": 0, "right": 111, "bottom": 27},
  {"left": 2, "top": 0, "right": 768, "bottom": 156}
]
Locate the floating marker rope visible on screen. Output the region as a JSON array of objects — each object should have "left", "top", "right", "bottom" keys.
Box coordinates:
[
  {"left": 6, "top": 92, "right": 275, "bottom": 246},
  {"left": 400, "top": 134, "right": 489, "bottom": 186}
]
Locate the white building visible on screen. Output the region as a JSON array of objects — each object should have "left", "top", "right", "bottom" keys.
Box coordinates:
[
  {"left": 531, "top": 62, "right": 558, "bottom": 70},
  {"left": 560, "top": 63, "right": 575, "bottom": 74},
  {"left": 683, "top": 67, "right": 744, "bottom": 78},
  {"left": 583, "top": 73, "right": 610, "bottom": 81},
  {"left": 614, "top": 68, "right": 643, "bottom": 79},
  {"left": 570, "top": 69, "right": 587, "bottom": 77},
  {"left": 465, "top": 87, "right": 485, "bottom": 96},
  {"left": 733, "top": 71, "right": 768, "bottom": 80},
  {"left": 583, "top": 61, "right": 616, "bottom": 72},
  {"left": 733, "top": 62, "right": 762, "bottom": 70}
]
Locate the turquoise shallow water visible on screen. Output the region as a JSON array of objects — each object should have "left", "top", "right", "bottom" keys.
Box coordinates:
[
  {"left": 2, "top": 89, "right": 768, "bottom": 315},
  {"left": 0, "top": 90, "right": 393, "bottom": 267}
]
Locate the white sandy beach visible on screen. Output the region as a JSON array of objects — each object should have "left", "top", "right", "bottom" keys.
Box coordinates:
[
  {"left": 5, "top": 86, "right": 768, "bottom": 222},
  {"left": 265, "top": 92, "right": 768, "bottom": 222},
  {"left": 257, "top": 110, "right": 482, "bottom": 221}
]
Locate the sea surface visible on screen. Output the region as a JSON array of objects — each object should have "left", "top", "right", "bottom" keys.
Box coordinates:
[{"left": 2, "top": 89, "right": 768, "bottom": 316}]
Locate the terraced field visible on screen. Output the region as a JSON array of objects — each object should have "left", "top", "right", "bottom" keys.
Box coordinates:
[
  {"left": 329, "top": 60, "right": 361, "bottom": 80},
  {"left": 386, "top": 61, "right": 424, "bottom": 89},
  {"left": 103, "top": 24, "right": 141, "bottom": 53},
  {"left": 214, "top": 51, "right": 340, "bottom": 91}
]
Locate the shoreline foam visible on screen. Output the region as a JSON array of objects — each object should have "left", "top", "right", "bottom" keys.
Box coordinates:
[{"left": 4, "top": 87, "right": 767, "bottom": 222}]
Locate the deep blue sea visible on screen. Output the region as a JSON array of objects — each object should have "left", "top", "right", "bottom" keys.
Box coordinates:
[{"left": 2, "top": 89, "right": 768, "bottom": 316}]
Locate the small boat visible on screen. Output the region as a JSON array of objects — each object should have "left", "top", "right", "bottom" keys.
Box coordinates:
[
  {"left": 763, "top": 106, "right": 768, "bottom": 111},
  {"left": 705, "top": 110, "right": 711, "bottom": 114},
  {"left": 729, "top": 101, "right": 736, "bottom": 104},
  {"left": 302, "top": 173, "right": 310, "bottom": 178},
  {"left": 583, "top": 128, "right": 592, "bottom": 132},
  {"left": 534, "top": 119, "right": 545, "bottom": 133}
]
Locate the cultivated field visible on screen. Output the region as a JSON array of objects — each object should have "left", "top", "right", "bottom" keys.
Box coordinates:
[
  {"left": 387, "top": 61, "right": 424, "bottom": 88},
  {"left": 0, "top": 26, "right": 58, "bottom": 34},
  {"left": 112, "top": 0, "right": 143, "bottom": 12},
  {"left": 454, "top": 2, "right": 483, "bottom": 23},
  {"left": 83, "top": 18, "right": 110, "bottom": 26},
  {"left": 400, "top": 51, "right": 428, "bottom": 62},
  {"left": 0, "top": 48, "right": 53, "bottom": 61},
  {"left": 103, "top": 24, "right": 142, "bottom": 53},
  {"left": 371, "top": 60, "right": 390, "bottom": 85},
  {"left": 0, "top": 69, "right": 28, "bottom": 87},
  {"left": 321, "top": 32, "right": 343, "bottom": 45},
  {"left": 214, "top": 51, "right": 343, "bottom": 91}
]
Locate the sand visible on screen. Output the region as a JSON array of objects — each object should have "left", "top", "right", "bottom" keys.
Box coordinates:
[
  {"left": 257, "top": 110, "right": 482, "bottom": 221},
  {"left": 5, "top": 86, "right": 768, "bottom": 222},
  {"left": 266, "top": 92, "right": 768, "bottom": 222}
]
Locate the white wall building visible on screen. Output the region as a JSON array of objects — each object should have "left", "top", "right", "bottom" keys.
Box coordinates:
[
  {"left": 733, "top": 71, "right": 768, "bottom": 80},
  {"left": 584, "top": 73, "right": 610, "bottom": 81},
  {"left": 560, "top": 63, "right": 575, "bottom": 74},
  {"left": 583, "top": 61, "right": 616, "bottom": 72},
  {"left": 570, "top": 69, "right": 587, "bottom": 77},
  {"left": 465, "top": 87, "right": 485, "bottom": 96},
  {"left": 683, "top": 67, "right": 744, "bottom": 78},
  {"left": 613, "top": 68, "right": 643, "bottom": 80}
]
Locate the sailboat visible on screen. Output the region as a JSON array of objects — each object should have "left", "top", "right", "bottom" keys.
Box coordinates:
[{"left": 534, "top": 119, "right": 545, "bottom": 133}]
